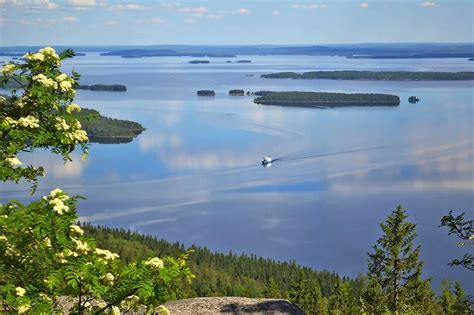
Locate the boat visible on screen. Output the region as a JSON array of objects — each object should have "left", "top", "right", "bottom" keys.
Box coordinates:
[{"left": 261, "top": 156, "right": 272, "bottom": 167}]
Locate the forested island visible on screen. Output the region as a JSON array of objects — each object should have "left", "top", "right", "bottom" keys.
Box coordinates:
[
  {"left": 236, "top": 60, "right": 252, "bottom": 63},
  {"left": 254, "top": 91, "right": 400, "bottom": 107},
  {"left": 77, "top": 108, "right": 145, "bottom": 143},
  {"left": 76, "top": 84, "right": 127, "bottom": 92},
  {"left": 197, "top": 90, "right": 215, "bottom": 96},
  {"left": 229, "top": 89, "right": 245, "bottom": 96},
  {"left": 189, "top": 60, "right": 210, "bottom": 64},
  {"left": 261, "top": 71, "right": 474, "bottom": 81}
]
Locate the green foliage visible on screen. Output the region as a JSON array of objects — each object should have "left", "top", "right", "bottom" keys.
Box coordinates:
[
  {"left": 253, "top": 91, "right": 400, "bottom": 107},
  {"left": 0, "top": 47, "right": 88, "bottom": 191},
  {"left": 76, "top": 108, "right": 145, "bottom": 144},
  {"left": 362, "top": 205, "right": 437, "bottom": 314},
  {"left": 440, "top": 211, "right": 473, "bottom": 271},
  {"left": 82, "top": 224, "right": 359, "bottom": 302},
  {"left": 439, "top": 280, "right": 472, "bottom": 314},
  {"left": 0, "top": 48, "right": 191, "bottom": 314},
  {"left": 261, "top": 70, "right": 474, "bottom": 81}
]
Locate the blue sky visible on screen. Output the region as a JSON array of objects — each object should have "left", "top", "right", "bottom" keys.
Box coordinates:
[{"left": 1, "top": 0, "right": 473, "bottom": 46}]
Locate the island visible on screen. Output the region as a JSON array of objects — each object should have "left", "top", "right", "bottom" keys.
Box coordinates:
[
  {"left": 76, "top": 84, "right": 127, "bottom": 92},
  {"left": 189, "top": 60, "right": 210, "bottom": 64},
  {"left": 261, "top": 71, "right": 474, "bottom": 81},
  {"left": 236, "top": 60, "right": 252, "bottom": 63},
  {"left": 77, "top": 108, "right": 145, "bottom": 144},
  {"left": 229, "top": 89, "right": 245, "bottom": 96},
  {"left": 253, "top": 91, "right": 400, "bottom": 108},
  {"left": 197, "top": 90, "right": 216, "bottom": 96},
  {"left": 408, "top": 96, "right": 420, "bottom": 104},
  {"left": 469, "top": 58, "right": 474, "bottom": 61}
]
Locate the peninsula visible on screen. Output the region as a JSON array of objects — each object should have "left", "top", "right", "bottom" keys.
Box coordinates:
[
  {"left": 78, "top": 108, "right": 145, "bottom": 144},
  {"left": 253, "top": 91, "right": 400, "bottom": 108},
  {"left": 261, "top": 71, "right": 474, "bottom": 81}
]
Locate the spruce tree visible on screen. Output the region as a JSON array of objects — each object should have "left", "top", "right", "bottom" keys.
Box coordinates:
[
  {"left": 329, "top": 279, "right": 351, "bottom": 314},
  {"left": 363, "top": 205, "right": 435, "bottom": 313}
]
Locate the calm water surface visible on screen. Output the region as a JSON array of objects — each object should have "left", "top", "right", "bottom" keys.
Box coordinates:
[{"left": 1, "top": 54, "right": 473, "bottom": 292}]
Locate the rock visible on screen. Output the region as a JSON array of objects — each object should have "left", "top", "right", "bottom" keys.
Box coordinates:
[{"left": 163, "top": 297, "right": 304, "bottom": 315}]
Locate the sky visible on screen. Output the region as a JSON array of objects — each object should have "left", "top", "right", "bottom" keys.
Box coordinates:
[{"left": 0, "top": 0, "right": 473, "bottom": 46}]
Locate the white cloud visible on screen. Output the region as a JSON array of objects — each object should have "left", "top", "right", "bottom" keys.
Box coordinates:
[
  {"left": 272, "top": 10, "right": 280, "bottom": 15},
  {"left": 68, "top": 0, "right": 95, "bottom": 7},
  {"left": 4, "top": 0, "right": 58, "bottom": 9},
  {"left": 292, "top": 3, "right": 327, "bottom": 9},
  {"left": 61, "top": 16, "right": 78, "bottom": 22},
  {"left": 104, "top": 20, "right": 117, "bottom": 26},
  {"left": 420, "top": 1, "right": 437, "bottom": 7},
  {"left": 238, "top": 8, "right": 250, "bottom": 14},
  {"left": 179, "top": 6, "right": 208, "bottom": 16},
  {"left": 360, "top": 3, "right": 369, "bottom": 8},
  {"left": 110, "top": 3, "right": 145, "bottom": 10}
]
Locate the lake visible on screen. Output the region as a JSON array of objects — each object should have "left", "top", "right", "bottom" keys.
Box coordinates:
[{"left": 1, "top": 54, "right": 473, "bottom": 292}]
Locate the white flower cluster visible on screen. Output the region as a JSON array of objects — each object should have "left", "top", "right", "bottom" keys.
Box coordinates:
[
  {"left": 102, "top": 272, "right": 115, "bottom": 286},
  {"left": 95, "top": 248, "right": 120, "bottom": 261},
  {"left": 70, "top": 224, "right": 84, "bottom": 236},
  {"left": 39, "top": 47, "right": 60, "bottom": 59},
  {"left": 144, "top": 257, "right": 164, "bottom": 269},
  {"left": 55, "top": 73, "right": 74, "bottom": 92},
  {"left": 55, "top": 117, "right": 70, "bottom": 131},
  {"left": 16, "top": 287, "right": 26, "bottom": 297},
  {"left": 66, "top": 103, "right": 81, "bottom": 113},
  {"left": 24, "top": 47, "right": 60, "bottom": 65},
  {"left": 17, "top": 115, "right": 39, "bottom": 128},
  {"left": 32, "top": 74, "right": 57, "bottom": 89},
  {"left": 5, "top": 156, "right": 22, "bottom": 168},
  {"left": 46, "top": 188, "right": 70, "bottom": 215},
  {"left": 1, "top": 63, "right": 16, "bottom": 74},
  {"left": 120, "top": 295, "right": 140, "bottom": 311},
  {"left": 72, "top": 237, "right": 90, "bottom": 253},
  {"left": 66, "top": 129, "right": 89, "bottom": 143}
]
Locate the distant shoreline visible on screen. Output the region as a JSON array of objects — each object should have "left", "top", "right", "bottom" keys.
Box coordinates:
[{"left": 261, "top": 71, "right": 474, "bottom": 81}]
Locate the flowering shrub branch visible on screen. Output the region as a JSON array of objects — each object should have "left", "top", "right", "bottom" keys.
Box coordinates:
[{"left": 0, "top": 48, "right": 193, "bottom": 314}]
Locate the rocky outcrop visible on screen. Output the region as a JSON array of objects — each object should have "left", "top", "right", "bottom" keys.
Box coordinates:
[{"left": 163, "top": 297, "right": 304, "bottom": 314}]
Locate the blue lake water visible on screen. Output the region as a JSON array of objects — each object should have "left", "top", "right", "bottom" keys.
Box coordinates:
[{"left": 1, "top": 54, "right": 473, "bottom": 292}]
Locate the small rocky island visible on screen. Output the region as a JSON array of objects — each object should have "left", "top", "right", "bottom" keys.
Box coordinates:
[
  {"left": 236, "top": 60, "right": 252, "bottom": 63},
  {"left": 189, "top": 60, "right": 210, "bottom": 64},
  {"left": 261, "top": 71, "right": 474, "bottom": 81},
  {"left": 253, "top": 91, "right": 400, "bottom": 108},
  {"left": 77, "top": 108, "right": 145, "bottom": 144},
  {"left": 197, "top": 90, "right": 216, "bottom": 96},
  {"left": 229, "top": 89, "right": 245, "bottom": 96},
  {"left": 76, "top": 84, "right": 127, "bottom": 92}
]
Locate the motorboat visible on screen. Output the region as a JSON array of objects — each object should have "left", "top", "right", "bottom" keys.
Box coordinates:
[{"left": 261, "top": 156, "right": 272, "bottom": 167}]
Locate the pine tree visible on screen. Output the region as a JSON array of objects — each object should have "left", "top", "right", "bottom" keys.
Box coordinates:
[
  {"left": 363, "top": 205, "right": 435, "bottom": 313},
  {"left": 329, "top": 279, "right": 351, "bottom": 314},
  {"left": 452, "top": 282, "right": 471, "bottom": 314},
  {"left": 264, "top": 277, "right": 281, "bottom": 298}
]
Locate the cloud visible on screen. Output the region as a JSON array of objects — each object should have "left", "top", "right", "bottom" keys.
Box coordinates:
[
  {"left": 179, "top": 6, "right": 208, "bottom": 16},
  {"left": 272, "top": 10, "right": 280, "bottom": 15},
  {"left": 4, "top": 0, "right": 58, "bottom": 10},
  {"left": 104, "top": 20, "right": 117, "bottom": 26},
  {"left": 292, "top": 3, "right": 327, "bottom": 9},
  {"left": 137, "top": 18, "right": 165, "bottom": 25},
  {"left": 60, "top": 16, "right": 78, "bottom": 22},
  {"left": 360, "top": 3, "right": 369, "bottom": 8},
  {"left": 420, "top": 1, "right": 438, "bottom": 7},
  {"left": 238, "top": 8, "right": 250, "bottom": 14},
  {"left": 67, "top": 0, "right": 95, "bottom": 7},
  {"left": 110, "top": 3, "right": 145, "bottom": 10}
]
